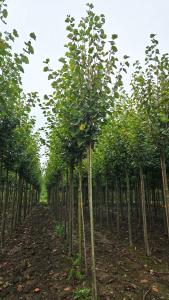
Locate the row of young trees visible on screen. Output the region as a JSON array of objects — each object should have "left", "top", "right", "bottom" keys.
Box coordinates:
[
  {"left": 1, "top": 0, "right": 168, "bottom": 297},
  {"left": 43, "top": 3, "right": 169, "bottom": 299},
  {"left": 0, "top": 0, "right": 41, "bottom": 249},
  {"left": 92, "top": 37, "right": 169, "bottom": 257},
  {"left": 43, "top": 4, "right": 169, "bottom": 299},
  {"left": 43, "top": 4, "right": 122, "bottom": 298}
]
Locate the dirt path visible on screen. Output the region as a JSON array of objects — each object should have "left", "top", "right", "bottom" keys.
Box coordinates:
[
  {"left": 0, "top": 205, "right": 71, "bottom": 300},
  {"left": 0, "top": 205, "right": 169, "bottom": 299}
]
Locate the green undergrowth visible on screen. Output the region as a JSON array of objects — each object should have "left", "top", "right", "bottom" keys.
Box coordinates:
[
  {"left": 67, "top": 253, "right": 93, "bottom": 299},
  {"left": 67, "top": 253, "right": 85, "bottom": 283},
  {"left": 73, "top": 287, "right": 91, "bottom": 299},
  {"left": 54, "top": 223, "right": 65, "bottom": 237}
]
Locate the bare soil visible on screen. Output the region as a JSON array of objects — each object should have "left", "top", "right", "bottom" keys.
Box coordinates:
[{"left": 0, "top": 204, "right": 169, "bottom": 300}]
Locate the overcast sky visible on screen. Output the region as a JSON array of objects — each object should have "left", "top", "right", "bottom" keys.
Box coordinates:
[{"left": 3, "top": 0, "right": 169, "bottom": 164}]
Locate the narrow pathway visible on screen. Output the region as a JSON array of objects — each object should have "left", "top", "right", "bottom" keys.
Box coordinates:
[{"left": 0, "top": 205, "right": 70, "bottom": 300}]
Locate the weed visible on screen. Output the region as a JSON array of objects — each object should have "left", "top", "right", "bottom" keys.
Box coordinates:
[
  {"left": 67, "top": 253, "right": 85, "bottom": 283},
  {"left": 54, "top": 223, "right": 64, "bottom": 237},
  {"left": 73, "top": 287, "right": 91, "bottom": 299}
]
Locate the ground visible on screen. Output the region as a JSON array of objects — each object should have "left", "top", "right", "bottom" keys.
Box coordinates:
[{"left": 0, "top": 204, "right": 169, "bottom": 300}]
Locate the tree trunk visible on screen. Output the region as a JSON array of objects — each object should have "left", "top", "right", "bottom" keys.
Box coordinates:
[
  {"left": 78, "top": 161, "right": 82, "bottom": 260},
  {"left": 105, "top": 179, "right": 109, "bottom": 228},
  {"left": 17, "top": 176, "right": 23, "bottom": 225},
  {"left": 78, "top": 161, "right": 87, "bottom": 273},
  {"left": 11, "top": 172, "right": 18, "bottom": 234},
  {"left": 23, "top": 181, "right": 28, "bottom": 220},
  {"left": 160, "top": 152, "right": 169, "bottom": 238},
  {"left": 140, "top": 166, "right": 151, "bottom": 256},
  {"left": 68, "top": 164, "right": 74, "bottom": 257},
  {"left": 125, "top": 169, "right": 132, "bottom": 246},
  {"left": 87, "top": 143, "right": 97, "bottom": 299},
  {"left": 1, "top": 169, "right": 9, "bottom": 249},
  {"left": 81, "top": 191, "right": 87, "bottom": 275},
  {"left": 115, "top": 179, "right": 120, "bottom": 237}
]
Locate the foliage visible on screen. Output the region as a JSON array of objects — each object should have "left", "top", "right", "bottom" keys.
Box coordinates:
[
  {"left": 43, "top": 2, "right": 122, "bottom": 182},
  {"left": 0, "top": 0, "right": 41, "bottom": 188},
  {"left": 54, "top": 223, "right": 65, "bottom": 237},
  {"left": 73, "top": 287, "right": 91, "bottom": 300},
  {"left": 67, "top": 253, "right": 85, "bottom": 283}
]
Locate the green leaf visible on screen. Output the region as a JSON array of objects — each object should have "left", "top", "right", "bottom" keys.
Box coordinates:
[
  {"left": 100, "top": 32, "right": 107, "bottom": 39},
  {"left": 89, "top": 47, "right": 94, "bottom": 54},
  {"left": 111, "top": 46, "right": 118, "bottom": 52},
  {"left": 13, "top": 29, "right": 19, "bottom": 38},
  {"left": 150, "top": 33, "right": 156, "bottom": 38},
  {"left": 87, "top": 3, "right": 94, "bottom": 9},
  {"left": 94, "top": 16, "right": 100, "bottom": 22},
  {"left": 59, "top": 57, "right": 66, "bottom": 64},
  {"left": 65, "top": 16, "right": 70, "bottom": 23},
  {"left": 18, "top": 65, "right": 24, "bottom": 73},
  {"left": 28, "top": 44, "right": 34, "bottom": 54},
  {"left": 43, "top": 66, "right": 49, "bottom": 72},
  {"left": 2, "top": 9, "right": 8, "bottom": 18},
  {"left": 30, "top": 32, "right": 36, "bottom": 40},
  {"left": 48, "top": 74, "right": 53, "bottom": 80},
  {"left": 123, "top": 55, "right": 130, "bottom": 60},
  {"left": 112, "top": 34, "right": 118, "bottom": 40},
  {"left": 21, "top": 54, "right": 29, "bottom": 64},
  {"left": 114, "top": 91, "right": 119, "bottom": 98},
  {"left": 44, "top": 58, "right": 50, "bottom": 64}
]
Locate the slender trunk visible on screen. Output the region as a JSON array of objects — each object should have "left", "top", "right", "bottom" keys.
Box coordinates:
[
  {"left": 81, "top": 192, "right": 88, "bottom": 275},
  {"left": 115, "top": 179, "right": 120, "bottom": 237},
  {"left": 87, "top": 143, "right": 97, "bottom": 299},
  {"left": 65, "top": 168, "right": 69, "bottom": 240},
  {"left": 1, "top": 169, "right": 9, "bottom": 249},
  {"left": 125, "top": 169, "right": 132, "bottom": 246},
  {"left": 68, "top": 164, "right": 74, "bottom": 256},
  {"left": 78, "top": 161, "right": 82, "bottom": 260},
  {"left": 78, "top": 161, "right": 87, "bottom": 273},
  {"left": 105, "top": 179, "right": 109, "bottom": 228},
  {"left": 140, "top": 166, "right": 151, "bottom": 256},
  {"left": 27, "top": 184, "right": 31, "bottom": 215},
  {"left": 23, "top": 181, "right": 28, "bottom": 219},
  {"left": 99, "top": 184, "right": 103, "bottom": 229},
  {"left": 0, "top": 160, "right": 4, "bottom": 217},
  {"left": 160, "top": 153, "right": 169, "bottom": 237},
  {"left": 11, "top": 172, "right": 18, "bottom": 234},
  {"left": 17, "top": 176, "right": 23, "bottom": 225}
]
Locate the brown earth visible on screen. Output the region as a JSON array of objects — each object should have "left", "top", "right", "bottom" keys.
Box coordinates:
[{"left": 0, "top": 204, "right": 169, "bottom": 300}]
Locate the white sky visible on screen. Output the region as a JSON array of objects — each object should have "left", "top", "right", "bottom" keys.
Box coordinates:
[{"left": 2, "top": 0, "right": 169, "bottom": 164}]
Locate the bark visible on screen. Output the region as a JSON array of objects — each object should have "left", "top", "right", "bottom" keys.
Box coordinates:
[
  {"left": 78, "top": 161, "right": 82, "bottom": 260},
  {"left": 87, "top": 143, "right": 97, "bottom": 299},
  {"left": 17, "top": 176, "right": 23, "bottom": 225},
  {"left": 68, "top": 164, "right": 74, "bottom": 257},
  {"left": 105, "top": 179, "right": 109, "bottom": 228},
  {"left": 10, "top": 172, "right": 18, "bottom": 233},
  {"left": 1, "top": 169, "right": 9, "bottom": 249},
  {"left": 115, "top": 179, "right": 120, "bottom": 237},
  {"left": 140, "top": 166, "right": 151, "bottom": 256},
  {"left": 160, "top": 152, "right": 169, "bottom": 238},
  {"left": 81, "top": 192, "right": 87, "bottom": 275},
  {"left": 125, "top": 169, "right": 132, "bottom": 246},
  {"left": 23, "top": 181, "right": 28, "bottom": 220}
]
